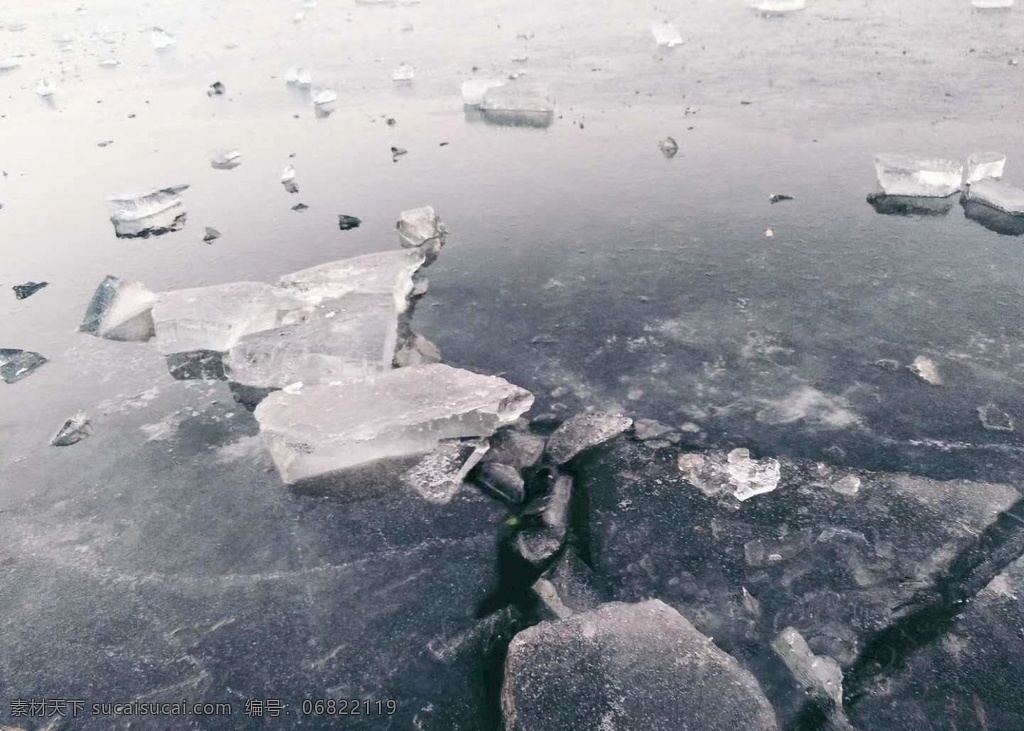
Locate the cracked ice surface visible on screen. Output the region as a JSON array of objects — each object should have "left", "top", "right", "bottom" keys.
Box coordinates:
[{"left": 254, "top": 363, "right": 534, "bottom": 485}]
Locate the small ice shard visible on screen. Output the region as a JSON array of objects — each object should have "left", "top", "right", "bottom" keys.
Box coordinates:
[
  {"left": 651, "top": 20, "right": 682, "bottom": 47},
  {"left": 391, "top": 146, "right": 408, "bottom": 161},
  {"left": 978, "top": 404, "right": 1014, "bottom": 432},
  {"left": 475, "top": 462, "right": 526, "bottom": 504},
  {"left": 337, "top": 214, "right": 361, "bottom": 230},
  {"left": 514, "top": 469, "right": 573, "bottom": 565},
  {"left": 770, "top": 193, "right": 795, "bottom": 203},
  {"left": 209, "top": 149, "right": 242, "bottom": 170},
  {"left": 285, "top": 67, "right": 312, "bottom": 88},
  {"left": 312, "top": 86, "right": 337, "bottom": 115},
  {"left": 964, "top": 178, "right": 1024, "bottom": 216},
  {"left": 207, "top": 81, "right": 225, "bottom": 96},
  {"left": 35, "top": 79, "right": 56, "bottom": 97},
  {"left": 511, "top": 54, "right": 529, "bottom": 63},
  {"left": 966, "top": 152, "right": 1006, "bottom": 184},
  {"left": 765, "top": 228, "right": 774, "bottom": 238},
  {"left": 107, "top": 185, "right": 188, "bottom": 238},
  {"left": 545, "top": 413, "right": 633, "bottom": 464},
  {"left": 281, "top": 165, "right": 299, "bottom": 194},
  {"left": 972, "top": 0, "right": 1013, "bottom": 8},
  {"left": 659, "top": 136, "right": 679, "bottom": 158},
  {"left": 461, "top": 78, "right": 505, "bottom": 106},
  {"left": 253, "top": 363, "right": 534, "bottom": 485},
  {"left": 752, "top": 0, "right": 807, "bottom": 12},
  {"left": 874, "top": 154, "right": 963, "bottom": 197},
  {"left": 392, "top": 63, "right": 415, "bottom": 82},
  {"left": 13, "top": 281, "right": 48, "bottom": 300},
  {"left": 402, "top": 438, "right": 490, "bottom": 503},
  {"left": 480, "top": 83, "right": 554, "bottom": 127},
  {"left": 677, "top": 448, "right": 782, "bottom": 501},
  {"left": 633, "top": 418, "right": 674, "bottom": 441},
  {"left": 0, "top": 57, "right": 22, "bottom": 71},
  {"left": 98, "top": 58, "right": 120, "bottom": 68},
  {"left": 51, "top": 412, "right": 92, "bottom": 447},
  {"left": 293, "top": 10, "right": 305, "bottom": 22},
  {"left": 397, "top": 206, "right": 446, "bottom": 249},
  {"left": 202, "top": 226, "right": 221, "bottom": 243},
  {"left": 908, "top": 355, "right": 942, "bottom": 385},
  {"left": 831, "top": 474, "right": 861, "bottom": 496},
  {"left": 151, "top": 26, "right": 175, "bottom": 50},
  {"left": 0, "top": 349, "right": 48, "bottom": 383},
  {"left": 772, "top": 627, "right": 843, "bottom": 706},
  {"left": 292, "top": 203, "right": 309, "bottom": 212},
  {"left": 79, "top": 275, "right": 158, "bottom": 342}
]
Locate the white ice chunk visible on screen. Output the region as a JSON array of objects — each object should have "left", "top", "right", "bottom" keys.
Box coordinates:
[
  {"left": 402, "top": 438, "right": 490, "bottom": 504},
  {"left": 772, "top": 627, "right": 843, "bottom": 706},
  {"left": 312, "top": 86, "right": 337, "bottom": 115},
  {"left": 285, "top": 67, "right": 312, "bottom": 87},
  {"left": 277, "top": 249, "right": 425, "bottom": 307},
  {"left": 677, "top": 448, "right": 781, "bottom": 501},
  {"left": 151, "top": 26, "right": 175, "bottom": 50},
  {"left": 964, "top": 178, "right": 1024, "bottom": 215},
  {"left": 966, "top": 152, "right": 1006, "bottom": 184},
  {"left": 461, "top": 78, "right": 505, "bottom": 107},
  {"left": 98, "top": 58, "right": 120, "bottom": 68},
  {"left": 254, "top": 364, "right": 534, "bottom": 484},
  {"left": 396, "top": 207, "right": 447, "bottom": 249},
  {"left": 35, "top": 78, "right": 56, "bottom": 97},
  {"left": 751, "top": 0, "right": 807, "bottom": 12},
  {"left": 480, "top": 83, "right": 554, "bottom": 127},
  {"left": 392, "top": 63, "right": 415, "bottom": 82},
  {"left": 80, "top": 275, "right": 158, "bottom": 342},
  {"left": 0, "top": 57, "right": 23, "bottom": 71},
  {"left": 107, "top": 184, "right": 189, "bottom": 238},
  {"left": 209, "top": 149, "right": 242, "bottom": 170},
  {"left": 651, "top": 21, "right": 682, "bottom": 47},
  {"left": 972, "top": 0, "right": 1013, "bottom": 8},
  {"left": 874, "top": 154, "right": 963, "bottom": 197}
]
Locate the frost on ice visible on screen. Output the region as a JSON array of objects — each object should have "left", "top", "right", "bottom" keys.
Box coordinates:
[
  {"left": 80, "top": 275, "right": 158, "bottom": 342},
  {"left": 873, "top": 154, "right": 963, "bottom": 198},
  {"left": 107, "top": 185, "right": 188, "bottom": 238},
  {"left": 254, "top": 364, "right": 534, "bottom": 485}
]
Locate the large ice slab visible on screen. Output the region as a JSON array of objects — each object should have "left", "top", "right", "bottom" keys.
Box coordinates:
[
  {"left": 107, "top": 185, "right": 188, "bottom": 238},
  {"left": 79, "top": 275, "right": 158, "bottom": 342},
  {"left": 278, "top": 249, "right": 425, "bottom": 306},
  {"left": 966, "top": 151, "right": 1006, "bottom": 183},
  {"left": 874, "top": 154, "right": 963, "bottom": 197},
  {"left": 480, "top": 83, "right": 555, "bottom": 128},
  {"left": 964, "top": 178, "right": 1024, "bottom": 215},
  {"left": 254, "top": 364, "right": 534, "bottom": 485}
]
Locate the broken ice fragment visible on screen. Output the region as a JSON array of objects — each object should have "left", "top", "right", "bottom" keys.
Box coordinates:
[
  {"left": 764, "top": 228, "right": 774, "bottom": 238},
  {"left": 402, "top": 439, "right": 490, "bottom": 504},
  {"left": 481, "top": 83, "right": 554, "bottom": 128},
  {"left": 659, "top": 136, "right": 679, "bottom": 158},
  {"left": 475, "top": 462, "right": 526, "bottom": 504},
  {"left": 633, "top": 418, "right": 673, "bottom": 441},
  {"left": 80, "top": 275, "right": 157, "bottom": 341},
  {"left": 461, "top": 78, "right": 505, "bottom": 106},
  {"left": 962, "top": 197, "right": 1024, "bottom": 235},
  {"left": 545, "top": 413, "right": 632, "bottom": 464},
  {"left": 253, "top": 363, "right": 534, "bottom": 485},
  {"left": 35, "top": 79, "right": 56, "bottom": 97},
  {"left": 770, "top": 193, "right": 795, "bottom": 203},
  {"left": 964, "top": 178, "right": 1024, "bottom": 216},
  {"left": 285, "top": 67, "right": 312, "bottom": 87},
  {"left": 337, "top": 214, "right": 361, "bottom": 231},
  {"left": 397, "top": 206, "right": 446, "bottom": 249},
  {"left": 281, "top": 165, "right": 299, "bottom": 194},
  {"left": 98, "top": 58, "right": 120, "bottom": 68},
  {"left": 972, "top": 0, "right": 1013, "bottom": 7},
  {"left": 0, "top": 57, "right": 22, "bottom": 71},
  {"left": 772, "top": 627, "right": 843, "bottom": 706},
  {"left": 276, "top": 249, "right": 425, "bottom": 306},
  {"left": 0, "top": 349, "right": 48, "bottom": 383},
  {"left": 867, "top": 192, "right": 956, "bottom": 217},
  {"left": 391, "top": 63, "right": 415, "bottom": 82},
  {"left": 13, "top": 281, "right": 48, "bottom": 300},
  {"left": 202, "top": 227, "right": 220, "bottom": 243},
  {"left": 873, "top": 154, "right": 963, "bottom": 197},
  {"left": 393, "top": 333, "right": 441, "bottom": 367},
  {"left": 207, "top": 81, "right": 225, "bottom": 96},
  {"left": 107, "top": 185, "right": 188, "bottom": 238},
  {"left": 830, "top": 475, "right": 861, "bottom": 496},
  {"left": 151, "top": 26, "right": 175, "bottom": 50},
  {"left": 292, "top": 203, "right": 309, "bottom": 212},
  {"left": 677, "top": 448, "right": 781, "bottom": 501},
  {"left": 514, "top": 470, "right": 572, "bottom": 566},
  {"left": 209, "top": 149, "right": 241, "bottom": 170},
  {"left": 651, "top": 21, "right": 682, "bottom": 47},
  {"left": 908, "top": 355, "right": 942, "bottom": 385},
  {"left": 391, "top": 146, "right": 408, "bottom": 161},
  {"left": 752, "top": 0, "right": 807, "bottom": 12},
  {"left": 51, "top": 412, "right": 92, "bottom": 446},
  {"left": 966, "top": 152, "right": 1006, "bottom": 184},
  {"left": 978, "top": 404, "right": 1014, "bottom": 432},
  {"left": 312, "top": 86, "right": 337, "bottom": 116}
]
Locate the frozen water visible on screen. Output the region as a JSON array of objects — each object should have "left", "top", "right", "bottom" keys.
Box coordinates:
[
  {"left": 35, "top": 79, "right": 55, "bottom": 97},
  {"left": 13, "top": 281, "right": 48, "bottom": 300},
  {"left": 80, "top": 276, "right": 158, "bottom": 342},
  {"left": 51, "top": 412, "right": 92, "bottom": 447},
  {"left": 677, "top": 448, "right": 782, "bottom": 501},
  {"left": 402, "top": 438, "right": 490, "bottom": 503},
  {"left": 98, "top": 58, "right": 120, "bottom": 68},
  {"left": 0, "top": 349, "right": 48, "bottom": 383},
  {"left": 397, "top": 206, "right": 447, "bottom": 249},
  {"left": 392, "top": 63, "right": 415, "bottom": 82},
  {"left": 978, "top": 404, "right": 1014, "bottom": 432},
  {"left": 480, "top": 83, "right": 555, "bottom": 128},
  {"left": 908, "top": 355, "right": 943, "bottom": 385},
  {"left": 772, "top": 627, "right": 843, "bottom": 705},
  {"left": 752, "top": 0, "right": 807, "bottom": 12},
  {"left": 651, "top": 21, "right": 683, "bottom": 47},
  {"left": 972, "top": 0, "right": 1013, "bottom": 7},
  {"left": 545, "top": 413, "right": 633, "bottom": 464},
  {"left": 150, "top": 26, "right": 175, "bottom": 50},
  {"left": 966, "top": 152, "right": 1006, "bottom": 184},
  {"left": 312, "top": 86, "right": 337, "bottom": 115},
  {"left": 337, "top": 214, "right": 361, "bottom": 230},
  {"left": 964, "top": 178, "right": 1024, "bottom": 215},
  {"left": 0, "top": 57, "right": 22, "bottom": 71},
  {"left": 254, "top": 363, "right": 534, "bottom": 485},
  {"left": 209, "top": 149, "right": 241, "bottom": 170},
  {"left": 285, "top": 67, "right": 312, "bottom": 88},
  {"left": 461, "top": 78, "right": 505, "bottom": 107},
  {"left": 107, "top": 185, "right": 188, "bottom": 238},
  {"left": 874, "top": 154, "right": 963, "bottom": 197},
  {"left": 277, "top": 249, "right": 425, "bottom": 307},
  {"left": 659, "top": 136, "right": 679, "bottom": 158}
]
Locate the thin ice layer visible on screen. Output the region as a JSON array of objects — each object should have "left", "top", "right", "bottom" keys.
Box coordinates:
[
  {"left": 254, "top": 364, "right": 535, "bottom": 484},
  {"left": 965, "top": 178, "right": 1024, "bottom": 216},
  {"left": 80, "top": 275, "right": 158, "bottom": 342},
  {"left": 873, "top": 154, "right": 963, "bottom": 198}
]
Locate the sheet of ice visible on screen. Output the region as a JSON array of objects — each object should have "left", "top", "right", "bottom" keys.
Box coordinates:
[
  {"left": 0, "top": 349, "right": 48, "bottom": 384},
  {"left": 480, "top": 83, "right": 555, "bottom": 127},
  {"left": 873, "top": 154, "right": 963, "bottom": 197},
  {"left": 150, "top": 26, "right": 175, "bottom": 50},
  {"left": 651, "top": 21, "right": 682, "bottom": 47},
  {"left": 966, "top": 152, "right": 1006, "bottom": 184},
  {"left": 107, "top": 185, "right": 189, "bottom": 238},
  {"left": 396, "top": 207, "right": 447, "bottom": 249},
  {"left": 209, "top": 149, "right": 241, "bottom": 170},
  {"left": 79, "top": 275, "right": 158, "bottom": 342},
  {"left": 254, "top": 364, "right": 534, "bottom": 484},
  {"left": 277, "top": 249, "right": 425, "bottom": 307},
  {"left": 392, "top": 63, "right": 415, "bottom": 82},
  {"left": 461, "top": 78, "right": 505, "bottom": 106},
  {"left": 151, "top": 281, "right": 299, "bottom": 356},
  {"left": 965, "top": 178, "right": 1024, "bottom": 215}
]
